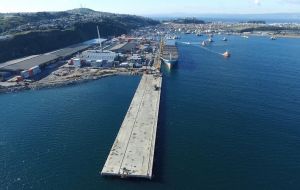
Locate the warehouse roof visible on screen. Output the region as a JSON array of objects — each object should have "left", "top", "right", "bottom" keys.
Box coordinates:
[
  {"left": 52, "top": 44, "right": 90, "bottom": 57},
  {"left": 0, "top": 43, "right": 92, "bottom": 72},
  {"left": 1, "top": 54, "right": 59, "bottom": 71}
]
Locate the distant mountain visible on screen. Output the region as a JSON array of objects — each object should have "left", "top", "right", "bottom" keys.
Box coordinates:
[
  {"left": 0, "top": 8, "right": 159, "bottom": 63},
  {"left": 170, "top": 18, "right": 205, "bottom": 24}
]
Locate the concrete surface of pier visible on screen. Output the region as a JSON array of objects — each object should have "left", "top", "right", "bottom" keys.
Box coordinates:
[{"left": 101, "top": 74, "right": 162, "bottom": 179}]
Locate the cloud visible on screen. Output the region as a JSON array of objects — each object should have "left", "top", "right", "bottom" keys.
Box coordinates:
[
  {"left": 254, "top": 0, "right": 261, "bottom": 5},
  {"left": 280, "top": 0, "right": 300, "bottom": 4}
]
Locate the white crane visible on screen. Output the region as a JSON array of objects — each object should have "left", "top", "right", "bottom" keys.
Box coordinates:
[{"left": 97, "top": 26, "right": 103, "bottom": 52}]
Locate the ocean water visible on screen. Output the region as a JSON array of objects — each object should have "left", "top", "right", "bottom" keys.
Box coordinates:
[{"left": 1, "top": 35, "right": 300, "bottom": 190}]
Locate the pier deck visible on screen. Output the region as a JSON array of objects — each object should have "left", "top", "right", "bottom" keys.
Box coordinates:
[{"left": 101, "top": 74, "right": 162, "bottom": 179}]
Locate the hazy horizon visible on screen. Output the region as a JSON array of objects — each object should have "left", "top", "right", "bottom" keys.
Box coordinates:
[
  {"left": 1, "top": 8, "right": 300, "bottom": 16},
  {"left": 1, "top": 0, "right": 300, "bottom": 15}
]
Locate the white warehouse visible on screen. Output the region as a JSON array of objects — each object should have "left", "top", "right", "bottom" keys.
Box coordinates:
[{"left": 81, "top": 50, "right": 117, "bottom": 62}]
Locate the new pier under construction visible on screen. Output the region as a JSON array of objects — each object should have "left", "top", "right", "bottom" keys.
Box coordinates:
[{"left": 101, "top": 74, "right": 162, "bottom": 179}]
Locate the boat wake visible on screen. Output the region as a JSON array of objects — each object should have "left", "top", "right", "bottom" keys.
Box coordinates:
[
  {"left": 199, "top": 46, "right": 223, "bottom": 56},
  {"left": 179, "top": 42, "right": 223, "bottom": 56},
  {"left": 182, "top": 42, "right": 199, "bottom": 45}
]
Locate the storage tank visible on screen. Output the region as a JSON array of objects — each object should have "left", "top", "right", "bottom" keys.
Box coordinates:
[{"left": 73, "top": 58, "right": 81, "bottom": 67}]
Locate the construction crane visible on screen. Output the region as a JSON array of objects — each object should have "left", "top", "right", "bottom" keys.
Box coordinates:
[{"left": 154, "top": 38, "right": 164, "bottom": 70}]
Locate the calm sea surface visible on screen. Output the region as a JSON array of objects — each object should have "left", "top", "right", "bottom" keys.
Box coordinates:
[{"left": 1, "top": 35, "right": 300, "bottom": 190}]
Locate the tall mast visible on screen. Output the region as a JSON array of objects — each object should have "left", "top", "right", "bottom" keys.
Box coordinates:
[{"left": 97, "top": 26, "right": 102, "bottom": 52}]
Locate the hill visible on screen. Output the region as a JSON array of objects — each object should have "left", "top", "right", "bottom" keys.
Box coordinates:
[
  {"left": 0, "top": 8, "right": 159, "bottom": 63},
  {"left": 169, "top": 18, "right": 205, "bottom": 24}
]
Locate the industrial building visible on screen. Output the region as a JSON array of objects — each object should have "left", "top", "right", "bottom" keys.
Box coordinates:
[
  {"left": 81, "top": 50, "right": 117, "bottom": 63},
  {"left": 0, "top": 42, "right": 93, "bottom": 80},
  {"left": 108, "top": 42, "right": 137, "bottom": 54}
]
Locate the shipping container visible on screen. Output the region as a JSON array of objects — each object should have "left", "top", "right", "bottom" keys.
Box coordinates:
[
  {"left": 30, "top": 66, "right": 41, "bottom": 75},
  {"left": 68, "top": 59, "right": 74, "bottom": 65},
  {"left": 91, "top": 60, "right": 103, "bottom": 67},
  {"left": 16, "top": 76, "right": 23, "bottom": 82},
  {"left": 8, "top": 76, "right": 23, "bottom": 82},
  {"left": 28, "top": 69, "right": 33, "bottom": 77},
  {"left": 21, "top": 70, "right": 30, "bottom": 79}
]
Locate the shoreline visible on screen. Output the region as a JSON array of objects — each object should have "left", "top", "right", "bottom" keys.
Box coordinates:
[
  {"left": 246, "top": 33, "right": 300, "bottom": 39},
  {"left": 0, "top": 69, "right": 142, "bottom": 95}
]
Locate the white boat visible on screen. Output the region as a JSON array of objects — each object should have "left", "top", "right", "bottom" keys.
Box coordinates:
[
  {"left": 222, "top": 37, "right": 228, "bottom": 41},
  {"left": 222, "top": 51, "right": 231, "bottom": 58}
]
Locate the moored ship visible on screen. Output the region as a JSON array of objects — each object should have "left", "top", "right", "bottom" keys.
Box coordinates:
[{"left": 161, "top": 42, "right": 179, "bottom": 69}]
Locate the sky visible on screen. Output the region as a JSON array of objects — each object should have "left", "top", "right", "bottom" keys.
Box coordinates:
[{"left": 0, "top": 0, "right": 300, "bottom": 15}]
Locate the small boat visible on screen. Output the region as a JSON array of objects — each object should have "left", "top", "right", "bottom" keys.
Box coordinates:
[
  {"left": 270, "top": 36, "right": 276, "bottom": 40},
  {"left": 208, "top": 38, "right": 214, "bottom": 43},
  {"left": 196, "top": 33, "right": 202, "bottom": 36},
  {"left": 223, "top": 51, "right": 231, "bottom": 58},
  {"left": 201, "top": 41, "right": 207, "bottom": 46},
  {"left": 242, "top": 35, "right": 249, "bottom": 39},
  {"left": 222, "top": 37, "right": 228, "bottom": 41}
]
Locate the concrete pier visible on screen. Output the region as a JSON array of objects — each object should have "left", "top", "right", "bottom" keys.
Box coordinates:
[{"left": 101, "top": 74, "right": 162, "bottom": 179}]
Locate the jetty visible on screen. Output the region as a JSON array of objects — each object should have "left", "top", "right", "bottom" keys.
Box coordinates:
[{"left": 101, "top": 73, "right": 162, "bottom": 179}]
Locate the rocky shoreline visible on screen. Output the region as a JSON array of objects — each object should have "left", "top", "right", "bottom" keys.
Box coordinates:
[{"left": 0, "top": 66, "right": 142, "bottom": 94}]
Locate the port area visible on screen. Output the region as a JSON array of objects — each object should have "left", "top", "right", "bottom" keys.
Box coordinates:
[
  {"left": 101, "top": 73, "right": 162, "bottom": 179},
  {"left": 0, "top": 36, "right": 160, "bottom": 93}
]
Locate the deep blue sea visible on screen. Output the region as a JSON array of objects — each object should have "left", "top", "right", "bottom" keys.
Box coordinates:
[{"left": 1, "top": 34, "right": 300, "bottom": 190}]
